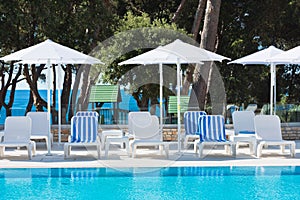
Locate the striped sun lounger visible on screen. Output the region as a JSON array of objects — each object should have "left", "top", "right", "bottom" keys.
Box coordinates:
[
  {"left": 183, "top": 111, "right": 207, "bottom": 148},
  {"left": 64, "top": 116, "right": 101, "bottom": 159},
  {"left": 194, "top": 115, "right": 236, "bottom": 158}
]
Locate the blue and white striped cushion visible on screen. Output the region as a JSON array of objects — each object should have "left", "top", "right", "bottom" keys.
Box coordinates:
[
  {"left": 198, "top": 115, "right": 226, "bottom": 142},
  {"left": 184, "top": 111, "right": 207, "bottom": 135},
  {"left": 76, "top": 111, "right": 99, "bottom": 117},
  {"left": 71, "top": 116, "right": 98, "bottom": 143}
]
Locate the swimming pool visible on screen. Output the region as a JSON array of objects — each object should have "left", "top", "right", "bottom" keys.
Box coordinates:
[{"left": 0, "top": 166, "right": 300, "bottom": 199}]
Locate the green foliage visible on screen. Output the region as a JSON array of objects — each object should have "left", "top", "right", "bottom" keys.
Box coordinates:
[
  {"left": 93, "top": 11, "right": 188, "bottom": 110},
  {"left": 1, "top": 0, "right": 300, "bottom": 117},
  {"left": 218, "top": 0, "right": 300, "bottom": 109}
]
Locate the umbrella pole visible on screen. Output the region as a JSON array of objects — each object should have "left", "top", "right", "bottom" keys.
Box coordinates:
[
  {"left": 177, "top": 59, "right": 181, "bottom": 153},
  {"left": 273, "top": 63, "right": 277, "bottom": 114},
  {"left": 58, "top": 63, "right": 62, "bottom": 144},
  {"left": 46, "top": 59, "right": 52, "bottom": 156},
  {"left": 270, "top": 64, "right": 274, "bottom": 115},
  {"left": 159, "top": 63, "right": 163, "bottom": 139}
]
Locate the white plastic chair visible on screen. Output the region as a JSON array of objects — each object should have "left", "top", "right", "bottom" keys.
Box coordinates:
[
  {"left": 64, "top": 116, "right": 101, "bottom": 159},
  {"left": 128, "top": 112, "right": 169, "bottom": 158},
  {"left": 194, "top": 115, "right": 236, "bottom": 158},
  {"left": 230, "top": 111, "right": 257, "bottom": 154},
  {"left": 254, "top": 115, "right": 295, "bottom": 158},
  {"left": 0, "top": 116, "right": 36, "bottom": 160},
  {"left": 26, "top": 112, "right": 52, "bottom": 151}
]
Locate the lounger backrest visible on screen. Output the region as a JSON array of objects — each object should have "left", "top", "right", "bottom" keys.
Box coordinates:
[
  {"left": 76, "top": 111, "right": 99, "bottom": 117},
  {"left": 198, "top": 115, "right": 226, "bottom": 142},
  {"left": 254, "top": 115, "right": 282, "bottom": 140},
  {"left": 4, "top": 116, "right": 31, "bottom": 143},
  {"left": 26, "top": 112, "right": 49, "bottom": 136},
  {"left": 184, "top": 111, "right": 207, "bottom": 136},
  {"left": 71, "top": 116, "right": 98, "bottom": 143},
  {"left": 128, "top": 112, "right": 161, "bottom": 140},
  {"left": 245, "top": 104, "right": 257, "bottom": 112},
  {"left": 232, "top": 111, "right": 255, "bottom": 135}
]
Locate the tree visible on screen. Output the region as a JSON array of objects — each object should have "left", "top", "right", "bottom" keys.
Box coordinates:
[
  {"left": 0, "top": 62, "right": 23, "bottom": 117},
  {"left": 91, "top": 11, "right": 187, "bottom": 113}
]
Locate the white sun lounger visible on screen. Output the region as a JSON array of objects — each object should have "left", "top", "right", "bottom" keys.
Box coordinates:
[
  {"left": 128, "top": 112, "right": 169, "bottom": 158},
  {"left": 230, "top": 111, "right": 257, "bottom": 154},
  {"left": 26, "top": 112, "right": 52, "bottom": 151},
  {"left": 254, "top": 115, "right": 295, "bottom": 158},
  {"left": 0, "top": 116, "right": 36, "bottom": 160}
]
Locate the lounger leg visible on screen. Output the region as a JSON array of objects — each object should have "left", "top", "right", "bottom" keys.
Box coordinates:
[
  {"left": 64, "top": 144, "right": 71, "bottom": 158},
  {"left": 231, "top": 144, "right": 236, "bottom": 157},
  {"left": 0, "top": 146, "right": 4, "bottom": 157},
  {"left": 45, "top": 138, "right": 49, "bottom": 151},
  {"left": 105, "top": 141, "right": 110, "bottom": 158},
  {"left": 198, "top": 144, "right": 204, "bottom": 158},
  {"left": 159, "top": 145, "right": 163, "bottom": 155},
  {"left": 68, "top": 146, "right": 71, "bottom": 156},
  {"left": 101, "top": 136, "right": 105, "bottom": 150},
  {"left": 291, "top": 143, "right": 296, "bottom": 157},
  {"left": 97, "top": 145, "right": 101, "bottom": 159},
  {"left": 64, "top": 144, "right": 68, "bottom": 158},
  {"left": 194, "top": 140, "right": 199, "bottom": 154},
  {"left": 165, "top": 144, "right": 169, "bottom": 158},
  {"left": 28, "top": 144, "right": 32, "bottom": 160},
  {"left": 125, "top": 140, "right": 130, "bottom": 156},
  {"left": 225, "top": 145, "right": 230, "bottom": 154},
  {"left": 249, "top": 143, "right": 254, "bottom": 154},
  {"left": 280, "top": 144, "right": 285, "bottom": 154},
  {"left": 132, "top": 144, "right": 137, "bottom": 158},
  {"left": 32, "top": 141, "right": 36, "bottom": 156},
  {"left": 51, "top": 134, "right": 53, "bottom": 146},
  {"left": 184, "top": 138, "right": 188, "bottom": 149},
  {"left": 257, "top": 143, "right": 263, "bottom": 158}
]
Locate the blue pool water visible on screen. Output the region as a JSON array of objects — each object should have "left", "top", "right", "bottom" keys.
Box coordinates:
[{"left": 0, "top": 166, "right": 300, "bottom": 199}]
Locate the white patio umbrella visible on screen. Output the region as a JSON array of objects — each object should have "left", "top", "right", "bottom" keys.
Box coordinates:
[
  {"left": 0, "top": 39, "right": 103, "bottom": 155},
  {"left": 228, "top": 46, "right": 284, "bottom": 115},
  {"left": 269, "top": 45, "right": 300, "bottom": 64},
  {"left": 119, "top": 39, "right": 230, "bottom": 153}
]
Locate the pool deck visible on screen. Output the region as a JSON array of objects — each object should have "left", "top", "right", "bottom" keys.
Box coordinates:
[{"left": 1, "top": 140, "right": 300, "bottom": 169}]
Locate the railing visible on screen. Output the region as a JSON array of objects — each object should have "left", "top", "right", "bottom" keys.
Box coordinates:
[{"left": 96, "top": 108, "right": 129, "bottom": 125}]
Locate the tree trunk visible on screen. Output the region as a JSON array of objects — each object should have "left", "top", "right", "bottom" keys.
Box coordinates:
[
  {"left": 23, "top": 64, "right": 48, "bottom": 111},
  {"left": 4, "top": 64, "right": 22, "bottom": 116},
  {"left": 76, "top": 65, "right": 91, "bottom": 112},
  {"left": 0, "top": 63, "right": 22, "bottom": 117},
  {"left": 69, "top": 66, "right": 81, "bottom": 120},
  {"left": 191, "top": 0, "right": 222, "bottom": 111},
  {"left": 171, "top": 0, "right": 187, "bottom": 22},
  {"left": 200, "top": 0, "right": 221, "bottom": 51},
  {"left": 61, "top": 64, "right": 72, "bottom": 124},
  {"left": 25, "top": 92, "right": 34, "bottom": 114},
  {"left": 181, "top": 64, "right": 195, "bottom": 95},
  {"left": 52, "top": 65, "right": 57, "bottom": 124},
  {"left": 192, "top": 0, "right": 207, "bottom": 41}
]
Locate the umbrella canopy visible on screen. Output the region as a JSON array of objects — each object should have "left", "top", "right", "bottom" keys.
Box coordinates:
[
  {"left": 228, "top": 46, "right": 284, "bottom": 115},
  {"left": 1, "top": 39, "right": 103, "bottom": 64},
  {"left": 119, "top": 46, "right": 204, "bottom": 65},
  {"left": 0, "top": 39, "right": 103, "bottom": 154},
  {"left": 119, "top": 39, "right": 230, "bottom": 153},
  {"left": 163, "top": 39, "right": 230, "bottom": 62},
  {"left": 228, "top": 46, "right": 284, "bottom": 65},
  {"left": 269, "top": 45, "right": 300, "bottom": 64}
]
